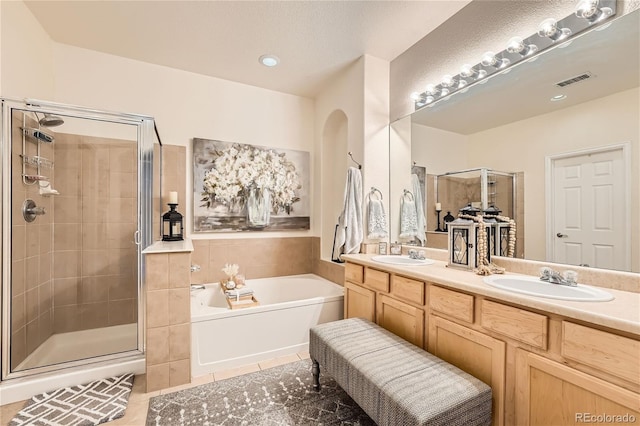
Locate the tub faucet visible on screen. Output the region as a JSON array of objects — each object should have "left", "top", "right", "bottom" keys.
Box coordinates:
[
  {"left": 190, "top": 284, "right": 205, "bottom": 291},
  {"left": 539, "top": 267, "right": 577, "bottom": 287}
]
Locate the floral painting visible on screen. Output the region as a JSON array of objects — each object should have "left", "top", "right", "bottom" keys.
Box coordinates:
[{"left": 193, "top": 138, "right": 310, "bottom": 232}]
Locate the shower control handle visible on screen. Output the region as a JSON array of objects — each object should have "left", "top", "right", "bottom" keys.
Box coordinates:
[
  {"left": 22, "top": 199, "right": 45, "bottom": 223},
  {"left": 28, "top": 206, "right": 46, "bottom": 215}
]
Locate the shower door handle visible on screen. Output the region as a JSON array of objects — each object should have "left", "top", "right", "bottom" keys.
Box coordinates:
[{"left": 134, "top": 230, "right": 141, "bottom": 245}]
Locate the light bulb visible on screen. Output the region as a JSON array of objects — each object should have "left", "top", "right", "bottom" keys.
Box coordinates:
[
  {"left": 481, "top": 51, "right": 509, "bottom": 69},
  {"left": 458, "top": 79, "right": 468, "bottom": 89},
  {"left": 460, "top": 64, "right": 475, "bottom": 78},
  {"left": 538, "top": 18, "right": 571, "bottom": 41},
  {"left": 258, "top": 54, "right": 280, "bottom": 67},
  {"left": 440, "top": 87, "right": 450, "bottom": 96},
  {"left": 425, "top": 84, "right": 437, "bottom": 95},
  {"left": 481, "top": 51, "right": 498, "bottom": 67},
  {"left": 425, "top": 95, "right": 435, "bottom": 104},
  {"left": 441, "top": 74, "right": 455, "bottom": 87},
  {"left": 477, "top": 69, "right": 488, "bottom": 79},
  {"left": 507, "top": 36, "right": 525, "bottom": 53},
  {"left": 575, "top": 0, "right": 612, "bottom": 23},
  {"left": 506, "top": 36, "right": 538, "bottom": 56},
  {"left": 410, "top": 92, "right": 421, "bottom": 101}
]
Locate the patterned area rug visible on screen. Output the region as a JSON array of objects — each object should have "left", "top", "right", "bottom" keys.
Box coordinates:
[
  {"left": 10, "top": 373, "right": 134, "bottom": 426},
  {"left": 146, "top": 359, "right": 375, "bottom": 426}
]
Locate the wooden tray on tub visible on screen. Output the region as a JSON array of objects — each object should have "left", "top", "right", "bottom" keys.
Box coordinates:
[{"left": 220, "top": 283, "right": 259, "bottom": 309}]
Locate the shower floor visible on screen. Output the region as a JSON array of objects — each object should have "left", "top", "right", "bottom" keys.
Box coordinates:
[{"left": 16, "top": 323, "right": 138, "bottom": 371}]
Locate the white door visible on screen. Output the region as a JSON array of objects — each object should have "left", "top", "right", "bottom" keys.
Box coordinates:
[{"left": 550, "top": 146, "right": 628, "bottom": 271}]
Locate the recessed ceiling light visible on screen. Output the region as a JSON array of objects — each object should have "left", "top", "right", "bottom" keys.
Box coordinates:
[
  {"left": 551, "top": 94, "right": 567, "bottom": 101},
  {"left": 259, "top": 54, "right": 279, "bottom": 67}
]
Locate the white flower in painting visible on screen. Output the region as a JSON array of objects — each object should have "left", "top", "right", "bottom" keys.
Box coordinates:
[{"left": 202, "top": 143, "right": 301, "bottom": 214}]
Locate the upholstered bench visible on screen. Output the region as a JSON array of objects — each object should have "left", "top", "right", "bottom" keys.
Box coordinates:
[{"left": 310, "top": 317, "right": 492, "bottom": 426}]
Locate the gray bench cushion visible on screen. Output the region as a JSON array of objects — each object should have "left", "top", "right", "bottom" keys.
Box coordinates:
[{"left": 310, "top": 317, "right": 492, "bottom": 426}]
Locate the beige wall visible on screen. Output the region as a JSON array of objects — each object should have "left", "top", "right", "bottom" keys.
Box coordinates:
[
  {"left": 467, "top": 87, "right": 639, "bottom": 271},
  {"left": 315, "top": 55, "right": 390, "bottom": 259},
  {"left": 0, "top": 1, "right": 54, "bottom": 99},
  {"left": 50, "top": 43, "right": 315, "bottom": 241}
]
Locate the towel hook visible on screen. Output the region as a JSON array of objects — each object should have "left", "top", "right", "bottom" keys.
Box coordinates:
[
  {"left": 370, "top": 187, "right": 383, "bottom": 200},
  {"left": 348, "top": 152, "right": 362, "bottom": 169}
]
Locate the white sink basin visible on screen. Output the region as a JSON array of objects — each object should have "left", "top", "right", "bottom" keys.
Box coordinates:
[
  {"left": 483, "top": 275, "right": 614, "bottom": 302},
  {"left": 371, "top": 255, "right": 435, "bottom": 266}
]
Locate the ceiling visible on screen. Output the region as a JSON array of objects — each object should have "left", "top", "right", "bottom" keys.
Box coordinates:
[{"left": 24, "top": 0, "right": 471, "bottom": 98}]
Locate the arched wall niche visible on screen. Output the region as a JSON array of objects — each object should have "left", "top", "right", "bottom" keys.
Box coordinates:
[{"left": 321, "top": 109, "right": 349, "bottom": 260}]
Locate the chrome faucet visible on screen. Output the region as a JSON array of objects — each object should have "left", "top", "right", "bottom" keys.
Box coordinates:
[
  {"left": 408, "top": 249, "right": 427, "bottom": 260},
  {"left": 539, "top": 267, "right": 577, "bottom": 287},
  {"left": 190, "top": 284, "right": 206, "bottom": 291}
]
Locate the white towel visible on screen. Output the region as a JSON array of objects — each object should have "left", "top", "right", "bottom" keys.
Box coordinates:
[
  {"left": 225, "top": 287, "right": 253, "bottom": 297},
  {"left": 333, "top": 167, "right": 363, "bottom": 260},
  {"left": 399, "top": 194, "right": 418, "bottom": 238},
  {"left": 411, "top": 174, "right": 426, "bottom": 245},
  {"left": 367, "top": 197, "right": 388, "bottom": 239}
]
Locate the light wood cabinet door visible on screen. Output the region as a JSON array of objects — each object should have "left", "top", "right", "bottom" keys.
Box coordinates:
[
  {"left": 428, "top": 316, "right": 506, "bottom": 426},
  {"left": 344, "top": 281, "right": 375, "bottom": 322},
  {"left": 377, "top": 294, "right": 424, "bottom": 347},
  {"left": 515, "top": 349, "right": 640, "bottom": 426}
]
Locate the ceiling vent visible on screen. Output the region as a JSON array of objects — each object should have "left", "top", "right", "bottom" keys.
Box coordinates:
[{"left": 555, "top": 72, "right": 593, "bottom": 87}]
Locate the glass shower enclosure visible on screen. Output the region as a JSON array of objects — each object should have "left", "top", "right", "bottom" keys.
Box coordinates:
[
  {"left": 435, "top": 167, "right": 516, "bottom": 219},
  {"left": 1, "top": 98, "right": 155, "bottom": 380}
]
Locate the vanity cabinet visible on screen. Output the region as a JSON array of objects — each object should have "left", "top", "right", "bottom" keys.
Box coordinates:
[
  {"left": 345, "top": 265, "right": 425, "bottom": 347},
  {"left": 428, "top": 286, "right": 506, "bottom": 426},
  {"left": 344, "top": 281, "right": 376, "bottom": 322},
  {"left": 343, "top": 259, "right": 640, "bottom": 426},
  {"left": 377, "top": 294, "right": 424, "bottom": 347},
  {"left": 515, "top": 349, "right": 640, "bottom": 426}
]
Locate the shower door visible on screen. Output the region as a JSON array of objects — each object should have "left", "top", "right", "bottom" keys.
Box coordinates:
[{"left": 1, "top": 98, "right": 155, "bottom": 379}]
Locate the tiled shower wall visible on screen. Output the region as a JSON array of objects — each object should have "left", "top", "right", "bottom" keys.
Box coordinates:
[
  {"left": 10, "top": 112, "right": 54, "bottom": 369},
  {"left": 51, "top": 133, "right": 138, "bottom": 333}
]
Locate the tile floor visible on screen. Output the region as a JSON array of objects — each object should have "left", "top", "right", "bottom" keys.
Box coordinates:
[{"left": 0, "top": 351, "right": 311, "bottom": 426}]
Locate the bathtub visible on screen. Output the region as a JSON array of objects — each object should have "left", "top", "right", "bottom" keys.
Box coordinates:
[{"left": 191, "top": 273, "right": 344, "bottom": 376}]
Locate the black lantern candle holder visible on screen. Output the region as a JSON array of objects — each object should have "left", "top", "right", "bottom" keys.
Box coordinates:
[{"left": 162, "top": 203, "right": 184, "bottom": 241}]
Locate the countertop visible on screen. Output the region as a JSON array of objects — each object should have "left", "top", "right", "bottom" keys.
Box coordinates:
[
  {"left": 343, "top": 254, "right": 640, "bottom": 336},
  {"left": 142, "top": 239, "right": 194, "bottom": 254}
]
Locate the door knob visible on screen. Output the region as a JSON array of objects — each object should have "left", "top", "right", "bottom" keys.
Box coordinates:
[{"left": 556, "top": 232, "right": 568, "bottom": 238}]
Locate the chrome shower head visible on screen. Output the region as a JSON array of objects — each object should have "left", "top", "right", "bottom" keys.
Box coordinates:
[{"left": 39, "top": 113, "right": 64, "bottom": 127}]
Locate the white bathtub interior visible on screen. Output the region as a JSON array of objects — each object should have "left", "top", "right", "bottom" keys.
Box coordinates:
[{"left": 191, "top": 274, "right": 344, "bottom": 376}]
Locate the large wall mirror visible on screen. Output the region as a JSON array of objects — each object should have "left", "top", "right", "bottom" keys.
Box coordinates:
[{"left": 389, "top": 9, "right": 639, "bottom": 273}]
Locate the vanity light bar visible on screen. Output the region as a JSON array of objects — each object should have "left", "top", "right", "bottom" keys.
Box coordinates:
[{"left": 410, "top": 0, "right": 616, "bottom": 110}]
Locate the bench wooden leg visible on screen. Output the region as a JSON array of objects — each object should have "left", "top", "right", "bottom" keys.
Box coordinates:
[{"left": 311, "top": 359, "right": 320, "bottom": 391}]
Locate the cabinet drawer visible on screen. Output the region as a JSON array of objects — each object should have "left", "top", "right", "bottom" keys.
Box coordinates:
[
  {"left": 345, "top": 263, "right": 364, "bottom": 284},
  {"left": 390, "top": 275, "right": 425, "bottom": 305},
  {"left": 364, "top": 268, "right": 390, "bottom": 293},
  {"left": 481, "top": 300, "right": 548, "bottom": 350},
  {"left": 562, "top": 321, "right": 640, "bottom": 385},
  {"left": 429, "top": 285, "right": 474, "bottom": 323}
]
